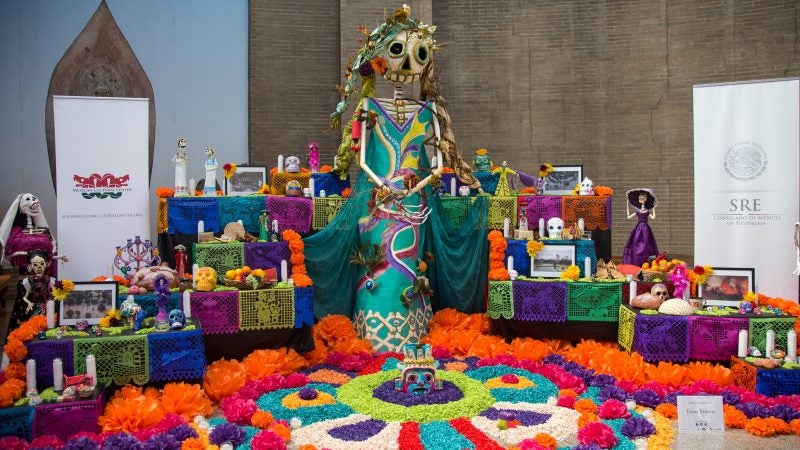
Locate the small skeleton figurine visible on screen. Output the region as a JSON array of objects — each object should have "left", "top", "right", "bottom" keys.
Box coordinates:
[
  {"left": 203, "top": 147, "right": 218, "bottom": 196},
  {"left": 6, "top": 250, "right": 55, "bottom": 335},
  {"left": 173, "top": 138, "right": 190, "bottom": 197},
  {"left": 0, "top": 193, "right": 67, "bottom": 274}
]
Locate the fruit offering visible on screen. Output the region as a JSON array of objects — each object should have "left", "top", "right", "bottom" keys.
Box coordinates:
[
  {"left": 641, "top": 252, "right": 685, "bottom": 274},
  {"left": 224, "top": 266, "right": 277, "bottom": 284}
]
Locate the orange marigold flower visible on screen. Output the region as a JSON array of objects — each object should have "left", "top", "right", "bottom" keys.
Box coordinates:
[
  {"left": 291, "top": 273, "right": 313, "bottom": 287},
  {"left": 251, "top": 410, "right": 275, "bottom": 429},
  {"left": 533, "top": 433, "right": 557, "bottom": 449},
  {"left": 160, "top": 382, "right": 212, "bottom": 420},
  {"left": 574, "top": 398, "right": 597, "bottom": 414},
  {"left": 271, "top": 422, "right": 291, "bottom": 441},
  {"left": 789, "top": 418, "right": 800, "bottom": 435},
  {"left": 370, "top": 57, "right": 388, "bottom": 75},
  {"left": 155, "top": 187, "right": 175, "bottom": 198},
  {"left": 655, "top": 403, "right": 678, "bottom": 419},
  {"left": 744, "top": 417, "right": 790, "bottom": 437},
  {"left": 594, "top": 185, "right": 613, "bottom": 196},
  {"left": 181, "top": 437, "right": 206, "bottom": 450},
  {"left": 577, "top": 411, "right": 600, "bottom": 428},
  {"left": 5, "top": 362, "right": 26, "bottom": 380},
  {"left": 723, "top": 404, "right": 747, "bottom": 429}
]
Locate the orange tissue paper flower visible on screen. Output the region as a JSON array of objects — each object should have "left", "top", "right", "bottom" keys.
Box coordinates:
[
  {"left": 341, "top": 187, "right": 352, "bottom": 198},
  {"left": 467, "top": 334, "right": 510, "bottom": 358},
  {"left": 574, "top": 398, "right": 597, "bottom": 415},
  {"left": 320, "top": 165, "right": 333, "bottom": 173},
  {"left": 291, "top": 273, "right": 313, "bottom": 287},
  {"left": 314, "top": 315, "right": 358, "bottom": 345},
  {"left": 202, "top": 358, "right": 248, "bottom": 402},
  {"left": 251, "top": 410, "right": 275, "bottom": 429},
  {"left": 160, "top": 382, "right": 212, "bottom": 420},
  {"left": 594, "top": 185, "right": 613, "bottom": 196},
  {"left": 508, "top": 337, "right": 550, "bottom": 362},
  {"left": 243, "top": 348, "right": 308, "bottom": 380},
  {"left": 533, "top": 433, "right": 557, "bottom": 449},
  {"left": 301, "top": 336, "right": 329, "bottom": 365},
  {"left": 655, "top": 403, "right": 678, "bottom": 420},
  {"left": 5, "top": 362, "right": 26, "bottom": 380},
  {"left": 683, "top": 361, "right": 732, "bottom": 386},
  {"left": 330, "top": 336, "right": 374, "bottom": 355},
  {"left": 789, "top": 418, "right": 800, "bottom": 435},
  {"left": 4, "top": 339, "right": 28, "bottom": 363},
  {"left": 645, "top": 361, "right": 687, "bottom": 388},
  {"left": 155, "top": 187, "right": 175, "bottom": 198},
  {"left": 744, "top": 417, "right": 790, "bottom": 437},
  {"left": 181, "top": 438, "right": 206, "bottom": 450},
  {"left": 723, "top": 404, "right": 747, "bottom": 429},
  {"left": 98, "top": 388, "right": 166, "bottom": 433},
  {"left": 430, "top": 308, "right": 470, "bottom": 332}
]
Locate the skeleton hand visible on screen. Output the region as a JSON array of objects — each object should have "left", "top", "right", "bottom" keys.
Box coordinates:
[{"left": 24, "top": 297, "right": 33, "bottom": 313}]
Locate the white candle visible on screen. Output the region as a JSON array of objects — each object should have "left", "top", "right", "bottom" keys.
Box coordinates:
[
  {"left": 766, "top": 329, "right": 776, "bottom": 356},
  {"left": 183, "top": 290, "right": 192, "bottom": 318},
  {"left": 26, "top": 359, "right": 36, "bottom": 393},
  {"left": 578, "top": 218, "right": 585, "bottom": 236},
  {"left": 450, "top": 178, "right": 457, "bottom": 196},
  {"left": 788, "top": 330, "right": 797, "bottom": 360},
  {"left": 272, "top": 219, "right": 279, "bottom": 233},
  {"left": 53, "top": 358, "right": 63, "bottom": 391},
  {"left": 309, "top": 177, "right": 315, "bottom": 197},
  {"left": 629, "top": 280, "right": 637, "bottom": 302},
  {"left": 192, "top": 264, "right": 199, "bottom": 288},
  {"left": 503, "top": 218, "right": 510, "bottom": 238},
  {"left": 738, "top": 329, "right": 749, "bottom": 358},
  {"left": 584, "top": 257, "right": 591, "bottom": 278},
  {"left": 280, "top": 259, "right": 288, "bottom": 282},
  {"left": 277, "top": 155, "right": 285, "bottom": 173},
  {"left": 538, "top": 218, "right": 545, "bottom": 239},
  {"left": 197, "top": 220, "right": 204, "bottom": 235},
  {"left": 107, "top": 263, "right": 113, "bottom": 279},
  {"left": 188, "top": 178, "right": 196, "bottom": 196},
  {"left": 46, "top": 300, "right": 55, "bottom": 329},
  {"left": 86, "top": 354, "right": 97, "bottom": 388},
  {"left": 507, "top": 256, "right": 514, "bottom": 272}
]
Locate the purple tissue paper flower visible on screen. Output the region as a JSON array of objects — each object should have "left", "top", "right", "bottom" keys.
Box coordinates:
[
  {"left": 737, "top": 402, "right": 770, "bottom": 419},
  {"left": 101, "top": 433, "right": 143, "bottom": 450},
  {"left": 722, "top": 391, "right": 741, "bottom": 406},
  {"left": 542, "top": 354, "right": 566, "bottom": 365},
  {"left": 590, "top": 374, "right": 617, "bottom": 388},
  {"left": 167, "top": 424, "right": 198, "bottom": 442},
  {"left": 209, "top": 423, "right": 246, "bottom": 447},
  {"left": 662, "top": 392, "right": 678, "bottom": 405},
  {"left": 769, "top": 404, "right": 800, "bottom": 422},
  {"left": 562, "top": 361, "right": 594, "bottom": 381},
  {"left": 143, "top": 434, "right": 180, "bottom": 450},
  {"left": 572, "top": 444, "right": 603, "bottom": 450},
  {"left": 632, "top": 389, "right": 662, "bottom": 409},
  {"left": 598, "top": 384, "right": 629, "bottom": 402},
  {"left": 63, "top": 437, "right": 101, "bottom": 450},
  {"left": 621, "top": 417, "right": 657, "bottom": 439}
]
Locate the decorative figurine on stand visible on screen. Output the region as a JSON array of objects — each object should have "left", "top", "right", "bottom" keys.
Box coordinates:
[
  {"left": 259, "top": 210, "right": 270, "bottom": 241},
  {"left": 0, "top": 193, "right": 67, "bottom": 275},
  {"left": 393, "top": 343, "right": 443, "bottom": 395},
  {"left": 669, "top": 264, "right": 690, "bottom": 301},
  {"left": 120, "top": 295, "right": 143, "bottom": 331},
  {"left": 328, "top": 5, "right": 481, "bottom": 352},
  {"left": 473, "top": 148, "right": 493, "bottom": 172},
  {"left": 622, "top": 188, "right": 659, "bottom": 267},
  {"left": 153, "top": 274, "right": 171, "bottom": 331},
  {"left": 7, "top": 250, "right": 55, "bottom": 333},
  {"left": 492, "top": 161, "right": 518, "bottom": 197},
  {"left": 114, "top": 236, "right": 161, "bottom": 278},
  {"left": 203, "top": 147, "right": 219, "bottom": 197},
  {"left": 173, "top": 138, "right": 190, "bottom": 197},
  {"left": 308, "top": 142, "right": 320, "bottom": 173},
  {"left": 174, "top": 244, "right": 188, "bottom": 280}
]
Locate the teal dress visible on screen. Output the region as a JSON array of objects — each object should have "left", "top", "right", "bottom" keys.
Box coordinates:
[{"left": 354, "top": 98, "right": 433, "bottom": 352}]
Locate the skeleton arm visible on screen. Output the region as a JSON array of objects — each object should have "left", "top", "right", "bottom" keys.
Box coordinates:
[
  {"left": 626, "top": 203, "right": 636, "bottom": 219},
  {"left": 358, "top": 108, "right": 386, "bottom": 189},
  {"left": 650, "top": 207, "right": 656, "bottom": 219}
]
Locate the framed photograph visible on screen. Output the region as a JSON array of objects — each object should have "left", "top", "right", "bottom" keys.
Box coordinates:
[
  {"left": 546, "top": 165, "right": 583, "bottom": 195},
  {"left": 698, "top": 267, "right": 755, "bottom": 306},
  {"left": 59, "top": 282, "right": 118, "bottom": 325},
  {"left": 225, "top": 166, "right": 267, "bottom": 196},
  {"left": 530, "top": 243, "right": 577, "bottom": 277}
]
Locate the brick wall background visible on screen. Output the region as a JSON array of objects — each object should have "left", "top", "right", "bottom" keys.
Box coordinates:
[{"left": 250, "top": 0, "right": 800, "bottom": 259}]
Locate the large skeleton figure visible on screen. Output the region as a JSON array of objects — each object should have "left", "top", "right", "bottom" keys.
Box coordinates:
[{"left": 330, "top": 7, "right": 477, "bottom": 351}]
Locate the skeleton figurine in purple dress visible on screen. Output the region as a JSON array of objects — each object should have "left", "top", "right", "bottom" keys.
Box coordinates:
[{"left": 622, "top": 188, "right": 659, "bottom": 267}]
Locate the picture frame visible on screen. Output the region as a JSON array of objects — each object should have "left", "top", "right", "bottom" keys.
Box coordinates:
[
  {"left": 224, "top": 166, "right": 267, "bottom": 196},
  {"left": 697, "top": 267, "right": 755, "bottom": 306},
  {"left": 546, "top": 165, "right": 583, "bottom": 195},
  {"left": 59, "top": 282, "right": 118, "bottom": 325},
  {"left": 530, "top": 243, "right": 577, "bottom": 277}
]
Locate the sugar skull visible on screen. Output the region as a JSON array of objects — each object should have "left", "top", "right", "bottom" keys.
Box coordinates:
[
  {"left": 473, "top": 148, "right": 492, "bottom": 172},
  {"left": 458, "top": 185, "right": 471, "bottom": 196},
  {"left": 285, "top": 180, "right": 303, "bottom": 197},
  {"left": 195, "top": 267, "right": 218, "bottom": 291},
  {"left": 579, "top": 177, "right": 594, "bottom": 196},
  {"left": 547, "top": 217, "right": 564, "bottom": 239},
  {"left": 651, "top": 283, "right": 669, "bottom": 302},
  {"left": 285, "top": 156, "right": 301, "bottom": 173},
  {"left": 168, "top": 309, "right": 186, "bottom": 329},
  {"left": 402, "top": 367, "right": 435, "bottom": 395},
  {"left": 383, "top": 29, "right": 433, "bottom": 84},
  {"left": 28, "top": 252, "right": 49, "bottom": 277}
]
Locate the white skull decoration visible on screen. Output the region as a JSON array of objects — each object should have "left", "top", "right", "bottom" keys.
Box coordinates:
[
  {"left": 285, "top": 156, "right": 301, "bottom": 173},
  {"left": 383, "top": 29, "right": 433, "bottom": 84},
  {"left": 547, "top": 217, "right": 564, "bottom": 239},
  {"left": 177, "top": 138, "right": 187, "bottom": 149},
  {"left": 579, "top": 177, "right": 594, "bottom": 196},
  {"left": 19, "top": 193, "right": 41, "bottom": 217},
  {"left": 458, "top": 185, "right": 471, "bottom": 197},
  {"left": 29, "top": 254, "right": 48, "bottom": 276}
]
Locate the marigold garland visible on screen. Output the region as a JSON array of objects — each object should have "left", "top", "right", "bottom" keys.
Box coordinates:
[
  {"left": 723, "top": 404, "right": 747, "bottom": 428},
  {"left": 282, "top": 230, "right": 313, "bottom": 287},
  {"left": 0, "top": 315, "right": 47, "bottom": 407},
  {"left": 155, "top": 186, "right": 175, "bottom": 198},
  {"left": 487, "top": 230, "right": 509, "bottom": 280},
  {"left": 745, "top": 416, "right": 791, "bottom": 437}
]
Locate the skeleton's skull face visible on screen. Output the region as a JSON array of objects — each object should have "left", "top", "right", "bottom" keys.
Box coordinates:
[
  {"left": 204, "top": 147, "right": 214, "bottom": 157},
  {"left": 651, "top": 283, "right": 669, "bottom": 301},
  {"left": 547, "top": 217, "right": 564, "bottom": 239},
  {"left": 579, "top": 177, "right": 594, "bottom": 196},
  {"left": 383, "top": 30, "right": 431, "bottom": 84},
  {"left": 195, "top": 267, "right": 217, "bottom": 291},
  {"left": 285, "top": 156, "right": 301, "bottom": 173},
  {"left": 29, "top": 255, "right": 47, "bottom": 276},
  {"left": 474, "top": 154, "right": 492, "bottom": 172},
  {"left": 168, "top": 309, "right": 186, "bottom": 329},
  {"left": 177, "top": 138, "right": 187, "bottom": 148},
  {"left": 458, "top": 186, "right": 471, "bottom": 196},
  {"left": 19, "top": 193, "right": 40, "bottom": 216}
]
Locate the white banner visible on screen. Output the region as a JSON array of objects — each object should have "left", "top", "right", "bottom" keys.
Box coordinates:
[
  {"left": 55, "top": 96, "right": 150, "bottom": 281},
  {"left": 694, "top": 79, "right": 799, "bottom": 301}
]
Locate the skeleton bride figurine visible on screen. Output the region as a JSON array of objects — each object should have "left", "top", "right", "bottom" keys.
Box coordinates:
[
  {"left": 623, "top": 188, "right": 659, "bottom": 266},
  {"left": 203, "top": 146, "right": 218, "bottom": 196},
  {"left": 173, "top": 138, "right": 189, "bottom": 197},
  {"left": 330, "top": 5, "right": 479, "bottom": 351}
]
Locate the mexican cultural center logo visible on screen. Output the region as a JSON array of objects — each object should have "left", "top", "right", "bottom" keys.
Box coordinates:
[
  {"left": 723, "top": 141, "right": 767, "bottom": 181},
  {"left": 73, "top": 173, "right": 131, "bottom": 199}
]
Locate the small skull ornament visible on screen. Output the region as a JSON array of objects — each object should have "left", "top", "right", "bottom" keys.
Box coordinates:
[
  {"left": 547, "top": 217, "right": 564, "bottom": 239},
  {"left": 285, "top": 180, "right": 303, "bottom": 197},
  {"left": 458, "top": 185, "right": 471, "bottom": 197},
  {"left": 168, "top": 309, "right": 186, "bottom": 329},
  {"left": 578, "top": 177, "right": 594, "bottom": 196},
  {"left": 285, "top": 156, "right": 301, "bottom": 173},
  {"left": 195, "top": 267, "right": 218, "bottom": 291},
  {"left": 651, "top": 283, "right": 669, "bottom": 302}
]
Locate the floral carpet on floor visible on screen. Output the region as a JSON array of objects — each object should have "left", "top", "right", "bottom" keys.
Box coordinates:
[{"left": 2, "top": 309, "right": 800, "bottom": 449}]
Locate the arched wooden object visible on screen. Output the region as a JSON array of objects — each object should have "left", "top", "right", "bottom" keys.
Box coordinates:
[{"left": 45, "top": 0, "right": 155, "bottom": 192}]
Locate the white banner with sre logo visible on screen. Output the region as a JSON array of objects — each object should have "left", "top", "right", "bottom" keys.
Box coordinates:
[
  {"left": 693, "top": 79, "right": 799, "bottom": 301},
  {"left": 55, "top": 96, "right": 151, "bottom": 280}
]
